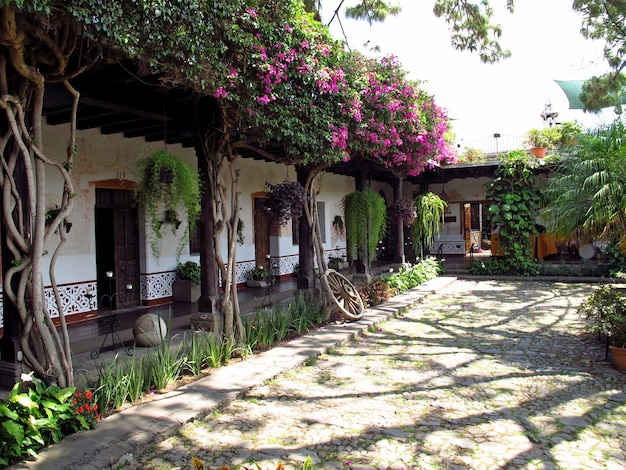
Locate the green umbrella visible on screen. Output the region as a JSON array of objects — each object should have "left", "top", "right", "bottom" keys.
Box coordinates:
[{"left": 555, "top": 79, "right": 626, "bottom": 110}]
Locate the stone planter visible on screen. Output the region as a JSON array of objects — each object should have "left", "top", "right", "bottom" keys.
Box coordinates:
[
  {"left": 246, "top": 279, "right": 271, "bottom": 288},
  {"left": 328, "top": 259, "right": 349, "bottom": 270},
  {"left": 172, "top": 279, "right": 201, "bottom": 303}
]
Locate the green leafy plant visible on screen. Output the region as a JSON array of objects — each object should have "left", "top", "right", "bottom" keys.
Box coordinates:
[
  {"left": 246, "top": 266, "right": 273, "bottom": 282},
  {"left": 134, "top": 149, "right": 201, "bottom": 258},
  {"left": 469, "top": 256, "right": 539, "bottom": 276},
  {"left": 176, "top": 261, "right": 201, "bottom": 285},
  {"left": 0, "top": 373, "right": 86, "bottom": 466},
  {"left": 236, "top": 218, "right": 245, "bottom": 245},
  {"left": 485, "top": 150, "right": 540, "bottom": 275},
  {"left": 243, "top": 292, "right": 323, "bottom": 351},
  {"left": 356, "top": 257, "right": 442, "bottom": 307},
  {"left": 146, "top": 334, "right": 186, "bottom": 392},
  {"left": 578, "top": 286, "right": 626, "bottom": 348},
  {"left": 342, "top": 189, "right": 387, "bottom": 269},
  {"left": 458, "top": 146, "right": 485, "bottom": 162},
  {"left": 602, "top": 242, "right": 626, "bottom": 278},
  {"left": 523, "top": 126, "right": 561, "bottom": 149},
  {"left": 411, "top": 192, "right": 447, "bottom": 258},
  {"left": 542, "top": 121, "right": 626, "bottom": 255},
  {"left": 384, "top": 257, "right": 443, "bottom": 294}
]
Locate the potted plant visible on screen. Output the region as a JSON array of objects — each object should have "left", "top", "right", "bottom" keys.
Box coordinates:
[
  {"left": 578, "top": 286, "right": 626, "bottom": 372},
  {"left": 265, "top": 180, "right": 306, "bottom": 226},
  {"left": 389, "top": 198, "right": 417, "bottom": 227},
  {"left": 342, "top": 189, "right": 387, "bottom": 273},
  {"left": 523, "top": 127, "right": 560, "bottom": 158},
  {"left": 172, "top": 260, "right": 201, "bottom": 303},
  {"left": 332, "top": 215, "right": 344, "bottom": 235},
  {"left": 246, "top": 265, "right": 273, "bottom": 288},
  {"left": 134, "top": 149, "right": 201, "bottom": 258},
  {"left": 328, "top": 254, "right": 348, "bottom": 270},
  {"left": 411, "top": 193, "right": 447, "bottom": 258}
]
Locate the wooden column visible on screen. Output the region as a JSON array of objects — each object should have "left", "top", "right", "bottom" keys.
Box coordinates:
[
  {"left": 393, "top": 175, "right": 405, "bottom": 264},
  {"left": 194, "top": 98, "right": 221, "bottom": 314},
  {"left": 296, "top": 165, "right": 314, "bottom": 290}
]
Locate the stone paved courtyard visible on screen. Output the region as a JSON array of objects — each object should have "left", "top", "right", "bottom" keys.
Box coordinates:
[{"left": 137, "top": 280, "right": 626, "bottom": 470}]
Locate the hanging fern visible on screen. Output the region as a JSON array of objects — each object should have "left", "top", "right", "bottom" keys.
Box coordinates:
[
  {"left": 134, "top": 149, "right": 201, "bottom": 258},
  {"left": 342, "top": 189, "right": 387, "bottom": 268},
  {"left": 411, "top": 192, "right": 447, "bottom": 258}
]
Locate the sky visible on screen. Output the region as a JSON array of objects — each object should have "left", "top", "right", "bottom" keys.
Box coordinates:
[{"left": 321, "top": 0, "right": 615, "bottom": 151}]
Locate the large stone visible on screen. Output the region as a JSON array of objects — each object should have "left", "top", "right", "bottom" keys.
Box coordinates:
[{"left": 133, "top": 313, "right": 167, "bottom": 347}]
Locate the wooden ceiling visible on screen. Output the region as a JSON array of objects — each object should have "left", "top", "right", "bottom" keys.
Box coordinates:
[{"left": 42, "top": 62, "right": 499, "bottom": 185}]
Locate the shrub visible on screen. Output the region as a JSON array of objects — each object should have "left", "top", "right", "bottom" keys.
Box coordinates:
[
  {"left": 469, "top": 257, "right": 539, "bottom": 276},
  {"left": 246, "top": 265, "right": 272, "bottom": 282},
  {"left": 176, "top": 260, "right": 201, "bottom": 284},
  {"left": 357, "top": 257, "right": 442, "bottom": 307},
  {"left": 578, "top": 286, "right": 626, "bottom": 348},
  {"left": 357, "top": 277, "right": 396, "bottom": 308},
  {"left": 0, "top": 373, "right": 95, "bottom": 466}
]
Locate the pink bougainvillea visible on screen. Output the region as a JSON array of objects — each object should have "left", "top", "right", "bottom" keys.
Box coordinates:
[{"left": 208, "top": 4, "right": 454, "bottom": 173}]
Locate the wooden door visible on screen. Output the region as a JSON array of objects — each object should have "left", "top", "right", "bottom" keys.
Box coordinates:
[
  {"left": 95, "top": 189, "right": 139, "bottom": 310},
  {"left": 253, "top": 198, "right": 270, "bottom": 269},
  {"left": 113, "top": 208, "right": 140, "bottom": 308}
]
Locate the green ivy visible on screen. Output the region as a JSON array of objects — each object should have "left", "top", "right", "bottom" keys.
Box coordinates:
[
  {"left": 484, "top": 150, "right": 540, "bottom": 275},
  {"left": 134, "top": 149, "right": 201, "bottom": 259}
]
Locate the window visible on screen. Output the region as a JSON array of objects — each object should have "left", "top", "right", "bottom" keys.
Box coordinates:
[
  {"left": 318, "top": 201, "right": 326, "bottom": 243},
  {"left": 189, "top": 223, "right": 200, "bottom": 254},
  {"left": 292, "top": 218, "right": 299, "bottom": 245}
]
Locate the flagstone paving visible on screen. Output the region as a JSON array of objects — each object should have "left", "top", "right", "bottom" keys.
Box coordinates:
[{"left": 136, "top": 280, "right": 626, "bottom": 470}]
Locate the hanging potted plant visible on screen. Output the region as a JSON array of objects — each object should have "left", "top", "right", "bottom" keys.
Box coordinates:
[
  {"left": 134, "top": 149, "right": 201, "bottom": 258},
  {"left": 389, "top": 198, "right": 417, "bottom": 227},
  {"left": 342, "top": 189, "right": 387, "bottom": 272},
  {"left": 264, "top": 180, "right": 306, "bottom": 226},
  {"left": 411, "top": 192, "right": 447, "bottom": 258}
]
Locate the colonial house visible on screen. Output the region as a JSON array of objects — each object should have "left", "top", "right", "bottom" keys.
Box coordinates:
[{"left": 0, "top": 65, "right": 499, "bottom": 334}]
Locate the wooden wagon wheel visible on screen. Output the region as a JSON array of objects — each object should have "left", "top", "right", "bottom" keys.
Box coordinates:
[{"left": 322, "top": 269, "right": 364, "bottom": 321}]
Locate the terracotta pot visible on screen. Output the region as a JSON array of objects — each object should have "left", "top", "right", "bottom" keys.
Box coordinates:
[
  {"left": 609, "top": 345, "right": 626, "bottom": 372},
  {"left": 530, "top": 147, "right": 547, "bottom": 158}
]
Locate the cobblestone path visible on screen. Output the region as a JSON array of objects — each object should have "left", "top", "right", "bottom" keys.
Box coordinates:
[{"left": 138, "top": 280, "right": 626, "bottom": 470}]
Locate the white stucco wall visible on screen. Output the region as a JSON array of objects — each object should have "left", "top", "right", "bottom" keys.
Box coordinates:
[
  {"left": 0, "top": 117, "right": 492, "bottom": 327},
  {"left": 2, "top": 122, "right": 355, "bottom": 321}
]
